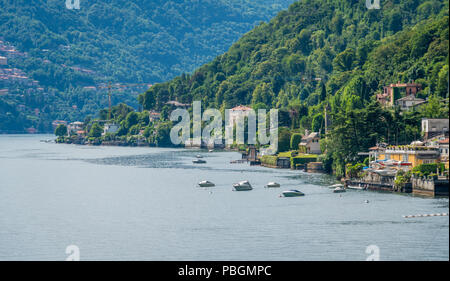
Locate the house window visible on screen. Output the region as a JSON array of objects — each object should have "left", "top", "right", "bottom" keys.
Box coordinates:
[{"left": 402, "top": 154, "right": 408, "bottom": 162}]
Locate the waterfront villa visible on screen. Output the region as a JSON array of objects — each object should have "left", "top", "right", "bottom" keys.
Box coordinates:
[
  {"left": 299, "top": 130, "right": 321, "bottom": 154},
  {"left": 67, "top": 121, "right": 84, "bottom": 135},
  {"left": 421, "top": 118, "right": 449, "bottom": 140},
  {"left": 377, "top": 145, "right": 440, "bottom": 168},
  {"left": 439, "top": 138, "right": 449, "bottom": 169},
  {"left": 103, "top": 123, "right": 119, "bottom": 135}
]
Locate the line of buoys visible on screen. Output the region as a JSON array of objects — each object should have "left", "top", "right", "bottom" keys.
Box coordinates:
[{"left": 403, "top": 213, "right": 449, "bottom": 218}]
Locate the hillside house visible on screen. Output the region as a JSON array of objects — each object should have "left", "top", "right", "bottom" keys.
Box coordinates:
[
  {"left": 376, "top": 82, "right": 422, "bottom": 107},
  {"left": 299, "top": 131, "right": 321, "bottom": 154},
  {"left": 395, "top": 94, "right": 426, "bottom": 111}
]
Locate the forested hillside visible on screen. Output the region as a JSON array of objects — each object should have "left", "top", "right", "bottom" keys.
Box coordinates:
[
  {"left": 137, "top": 0, "right": 449, "bottom": 176},
  {"left": 140, "top": 0, "right": 448, "bottom": 109},
  {"left": 0, "top": 0, "right": 294, "bottom": 86},
  {"left": 0, "top": 0, "right": 294, "bottom": 132}
]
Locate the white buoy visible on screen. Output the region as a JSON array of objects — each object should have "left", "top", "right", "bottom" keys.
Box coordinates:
[{"left": 403, "top": 213, "right": 449, "bottom": 218}]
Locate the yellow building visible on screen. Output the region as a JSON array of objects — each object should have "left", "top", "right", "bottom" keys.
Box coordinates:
[{"left": 378, "top": 146, "right": 440, "bottom": 168}]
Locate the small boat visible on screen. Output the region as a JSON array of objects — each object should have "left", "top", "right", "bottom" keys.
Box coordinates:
[
  {"left": 281, "top": 190, "right": 304, "bottom": 197},
  {"left": 265, "top": 182, "right": 281, "bottom": 188},
  {"left": 196, "top": 154, "right": 204, "bottom": 158},
  {"left": 209, "top": 149, "right": 214, "bottom": 153},
  {"left": 329, "top": 184, "right": 344, "bottom": 188},
  {"left": 198, "top": 180, "right": 215, "bottom": 187},
  {"left": 333, "top": 186, "right": 346, "bottom": 193},
  {"left": 233, "top": 180, "right": 253, "bottom": 191},
  {"left": 347, "top": 184, "right": 365, "bottom": 190},
  {"left": 193, "top": 159, "right": 207, "bottom": 164}
]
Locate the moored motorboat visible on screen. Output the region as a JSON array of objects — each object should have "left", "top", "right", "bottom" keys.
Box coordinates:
[
  {"left": 347, "top": 184, "right": 366, "bottom": 190},
  {"left": 198, "top": 180, "right": 215, "bottom": 187},
  {"left": 333, "top": 186, "right": 346, "bottom": 193},
  {"left": 196, "top": 154, "right": 203, "bottom": 158},
  {"left": 233, "top": 180, "right": 253, "bottom": 191},
  {"left": 281, "top": 189, "right": 304, "bottom": 197},
  {"left": 265, "top": 182, "right": 281, "bottom": 188},
  {"left": 193, "top": 159, "right": 207, "bottom": 164}
]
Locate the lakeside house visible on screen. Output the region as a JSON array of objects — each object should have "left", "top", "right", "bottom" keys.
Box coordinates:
[
  {"left": 425, "top": 136, "right": 449, "bottom": 169},
  {"left": 67, "top": 121, "right": 84, "bottom": 135},
  {"left": 377, "top": 146, "right": 440, "bottom": 168},
  {"left": 103, "top": 123, "right": 119, "bottom": 135},
  {"left": 421, "top": 118, "right": 449, "bottom": 140},
  {"left": 376, "top": 82, "right": 422, "bottom": 108},
  {"left": 439, "top": 138, "right": 449, "bottom": 169},
  {"left": 299, "top": 130, "right": 321, "bottom": 154}
]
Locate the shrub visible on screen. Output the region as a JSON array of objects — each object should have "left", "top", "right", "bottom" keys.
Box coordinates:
[
  {"left": 261, "top": 155, "right": 278, "bottom": 166},
  {"left": 290, "top": 133, "right": 302, "bottom": 150},
  {"left": 412, "top": 163, "right": 444, "bottom": 176},
  {"left": 291, "top": 154, "right": 317, "bottom": 167}
]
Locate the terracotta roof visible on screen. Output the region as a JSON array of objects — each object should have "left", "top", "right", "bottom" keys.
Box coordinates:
[
  {"left": 230, "top": 105, "right": 253, "bottom": 111},
  {"left": 439, "top": 138, "right": 449, "bottom": 144}
]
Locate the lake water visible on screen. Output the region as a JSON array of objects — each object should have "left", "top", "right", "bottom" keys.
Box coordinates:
[{"left": 0, "top": 135, "right": 448, "bottom": 261}]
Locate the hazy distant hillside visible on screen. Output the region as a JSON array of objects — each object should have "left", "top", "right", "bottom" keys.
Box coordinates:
[
  {"left": 0, "top": 0, "right": 294, "bottom": 132},
  {"left": 0, "top": 0, "right": 294, "bottom": 86}
]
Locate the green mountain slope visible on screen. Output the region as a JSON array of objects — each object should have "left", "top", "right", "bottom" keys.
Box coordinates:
[
  {"left": 0, "top": 0, "right": 295, "bottom": 132},
  {"left": 140, "top": 0, "right": 448, "bottom": 110},
  {"left": 136, "top": 0, "right": 448, "bottom": 176}
]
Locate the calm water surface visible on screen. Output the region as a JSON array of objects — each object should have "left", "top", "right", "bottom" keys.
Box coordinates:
[{"left": 0, "top": 135, "right": 448, "bottom": 260}]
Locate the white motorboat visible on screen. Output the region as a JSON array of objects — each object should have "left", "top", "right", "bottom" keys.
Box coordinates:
[
  {"left": 193, "top": 159, "right": 207, "bottom": 164},
  {"left": 333, "top": 186, "right": 346, "bottom": 193},
  {"left": 196, "top": 154, "right": 204, "bottom": 158},
  {"left": 347, "top": 184, "right": 366, "bottom": 190},
  {"left": 265, "top": 182, "right": 281, "bottom": 188},
  {"left": 198, "top": 180, "right": 215, "bottom": 187},
  {"left": 233, "top": 180, "right": 253, "bottom": 191},
  {"left": 281, "top": 189, "right": 304, "bottom": 197},
  {"left": 329, "top": 184, "right": 344, "bottom": 188}
]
